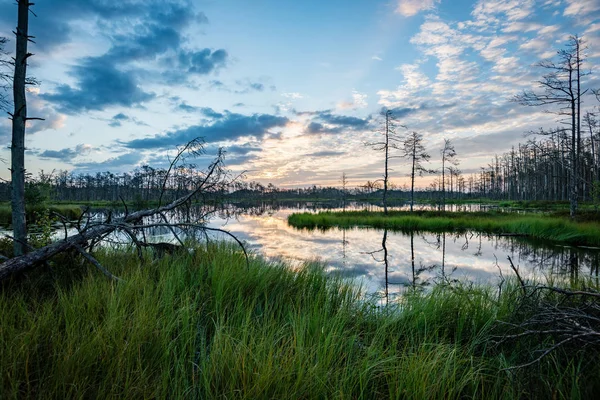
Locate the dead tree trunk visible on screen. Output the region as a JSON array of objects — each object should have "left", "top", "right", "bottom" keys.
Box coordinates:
[
  {"left": 0, "top": 193, "right": 188, "bottom": 280},
  {"left": 10, "top": 0, "right": 31, "bottom": 256},
  {"left": 0, "top": 140, "right": 244, "bottom": 281}
]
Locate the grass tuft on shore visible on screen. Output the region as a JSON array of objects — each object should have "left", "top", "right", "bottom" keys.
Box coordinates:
[{"left": 1, "top": 243, "right": 598, "bottom": 398}]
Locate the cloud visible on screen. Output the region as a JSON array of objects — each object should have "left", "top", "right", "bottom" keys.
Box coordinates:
[
  {"left": 301, "top": 111, "right": 371, "bottom": 136},
  {"left": 122, "top": 111, "right": 289, "bottom": 149},
  {"left": 306, "top": 150, "right": 346, "bottom": 157},
  {"left": 471, "top": 0, "right": 537, "bottom": 27},
  {"left": 564, "top": 0, "right": 600, "bottom": 17},
  {"left": 248, "top": 82, "right": 265, "bottom": 91},
  {"left": 386, "top": 102, "right": 456, "bottom": 119},
  {"left": 225, "top": 153, "right": 260, "bottom": 167},
  {"left": 175, "top": 103, "right": 224, "bottom": 118},
  {"left": 282, "top": 92, "right": 304, "bottom": 99},
  {"left": 316, "top": 111, "right": 370, "bottom": 128},
  {"left": 200, "top": 79, "right": 270, "bottom": 94},
  {"left": 41, "top": 57, "right": 155, "bottom": 113},
  {"left": 305, "top": 122, "right": 341, "bottom": 135},
  {"left": 38, "top": 144, "right": 93, "bottom": 161},
  {"left": 109, "top": 113, "right": 130, "bottom": 127},
  {"left": 396, "top": 0, "right": 441, "bottom": 17},
  {"left": 177, "top": 48, "right": 228, "bottom": 74},
  {"left": 74, "top": 152, "right": 144, "bottom": 170},
  {"left": 107, "top": 112, "right": 150, "bottom": 127},
  {"left": 23, "top": 0, "right": 227, "bottom": 113},
  {"left": 112, "top": 113, "right": 129, "bottom": 121},
  {"left": 379, "top": 64, "right": 432, "bottom": 108},
  {"left": 24, "top": 96, "right": 68, "bottom": 134},
  {"left": 233, "top": 80, "right": 274, "bottom": 94},
  {"left": 338, "top": 90, "right": 368, "bottom": 110},
  {"left": 225, "top": 144, "right": 262, "bottom": 155},
  {"left": 0, "top": 0, "right": 206, "bottom": 51}
]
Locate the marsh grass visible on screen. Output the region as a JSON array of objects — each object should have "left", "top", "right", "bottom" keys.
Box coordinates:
[
  {"left": 0, "top": 244, "right": 597, "bottom": 399},
  {"left": 0, "top": 203, "right": 83, "bottom": 227},
  {"left": 288, "top": 210, "right": 600, "bottom": 247}
]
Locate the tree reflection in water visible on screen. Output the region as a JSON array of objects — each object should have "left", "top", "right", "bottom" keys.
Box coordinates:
[{"left": 80, "top": 203, "right": 600, "bottom": 300}]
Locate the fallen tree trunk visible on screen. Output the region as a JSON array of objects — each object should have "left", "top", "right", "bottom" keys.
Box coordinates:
[
  {"left": 0, "top": 139, "right": 237, "bottom": 281},
  {"left": 0, "top": 194, "right": 196, "bottom": 281}
]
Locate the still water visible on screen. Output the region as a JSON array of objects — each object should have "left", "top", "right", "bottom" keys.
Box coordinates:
[
  {"left": 8, "top": 201, "right": 599, "bottom": 302},
  {"left": 192, "top": 203, "right": 600, "bottom": 302}
]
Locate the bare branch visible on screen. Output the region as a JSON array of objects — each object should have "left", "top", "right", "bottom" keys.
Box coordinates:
[{"left": 72, "top": 243, "right": 124, "bottom": 282}]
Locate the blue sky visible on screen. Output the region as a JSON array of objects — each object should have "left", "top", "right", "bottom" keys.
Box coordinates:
[{"left": 0, "top": 0, "right": 599, "bottom": 188}]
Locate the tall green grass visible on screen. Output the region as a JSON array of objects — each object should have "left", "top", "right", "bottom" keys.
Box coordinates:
[
  {"left": 288, "top": 210, "right": 600, "bottom": 247},
  {"left": 0, "top": 203, "right": 83, "bottom": 227},
  {"left": 0, "top": 244, "right": 597, "bottom": 398}
]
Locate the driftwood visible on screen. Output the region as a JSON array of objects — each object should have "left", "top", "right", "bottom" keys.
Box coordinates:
[{"left": 0, "top": 139, "right": 249, "bottom": 281}]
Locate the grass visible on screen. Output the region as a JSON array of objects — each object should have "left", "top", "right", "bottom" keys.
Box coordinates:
[
  {"left": 1, "top": 242, "right": 598, "bottom": 398},
  {"left": 288, "top": 210, "right": 600, "bottom": 247},
  {"left": 0, "top": 203, "right": 84, "bottom": 227}
]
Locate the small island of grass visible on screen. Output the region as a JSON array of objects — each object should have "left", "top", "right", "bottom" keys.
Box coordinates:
[{"left": 288, "top": 210, "right": 600, "bottom": 247}]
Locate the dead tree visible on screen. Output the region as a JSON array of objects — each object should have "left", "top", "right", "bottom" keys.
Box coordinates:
[
  {"left": 340, "top": 172, "right": 348, "bottom": 211},
  {"left": 10, "top": 1, "right": 31, "bottom": 256},
  {"left": 401, "top": 131, "right": 430, "bottom": 212},
  {"left": 439, "top": 138, "right": 459, "bottom": 210},
  {"left": 0, "top": 139, "right": 248, "bottom": 281},
  {"left": 10, "top": 0, "right": 43, "bottom": 256},
  {"left": 365, "top": 110, "right": 403, "bottom": 214},
  {"left": 513, "top": 35, "right": 588, "bottom": 219},
  {"left": 0, "top": 36, "right": 10, "bottom": 110}
]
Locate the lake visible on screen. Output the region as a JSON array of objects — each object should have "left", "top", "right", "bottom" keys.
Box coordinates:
[
  {"left": 197, "top": 202, "right": 600, "bottom": 302},
  {"left": 5, "top": 201, "right": 599, "bottom": 302}
]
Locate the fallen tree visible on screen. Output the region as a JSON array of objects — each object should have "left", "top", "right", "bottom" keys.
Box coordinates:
[{"left": 0, "top": 138, "right": 248, "bottom": 281}]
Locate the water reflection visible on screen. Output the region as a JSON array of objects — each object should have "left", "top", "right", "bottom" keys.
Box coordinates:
[
  {"left": 200, "top": 206, "right": 599, "bottom": 299},
  {"left": 6, "top": 202, "right": 598, "bottom": 300}
]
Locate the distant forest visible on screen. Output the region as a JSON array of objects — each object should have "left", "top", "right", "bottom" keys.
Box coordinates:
[{"left": 1, "top": 123, "right": 599, "bottom": 206}]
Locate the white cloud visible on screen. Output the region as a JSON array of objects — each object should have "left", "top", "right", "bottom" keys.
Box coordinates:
[
  {"left": 470, "top": 0, "right": 536, "bottom": 30},
  {"left": 281, "top": 92, "right": 304, "bottom": 99},
  {"left": 338, "top": 90, "right": 369, "bottom": 110},
  {"left": 351, "top": 91, "right": 368, "bottom": 108},
  {"left": 378, "top": 64, "right": 431, "bottom": 107},
  {"left": 396, "top": 0, "right": 441, "bottom": 17},
  {"left": 564, "top": 0, "right": 600, "bottom": 16}
]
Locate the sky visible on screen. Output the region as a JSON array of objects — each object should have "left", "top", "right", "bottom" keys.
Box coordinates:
[{"left": 0, "top": 0, "right": 599, "bottom": 188}]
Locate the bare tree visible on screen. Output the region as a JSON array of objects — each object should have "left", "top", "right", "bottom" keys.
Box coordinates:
[
  {"left": 0, "top": 36, "right": 10, "bottom": 111},
  {"left": 513, "top": 35, "right": 587, "bottom": 219},
  {"left": 402, "top": 131, "right": 430, "bottom": 212},
  {"left": 10, "top": 1, "right": 39, "bottom": 256},
  {"left": 365, "top": 109, "right": 403, "bottom": 214},
  {"left": 584, "top": 111, "right": 598, "bottom": 185},
  {"left": 340, "top": 172, "right": 348, "bottom": 211},
  {"left": 439, "top": 139, "right": 459, "bottom": 210}
]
